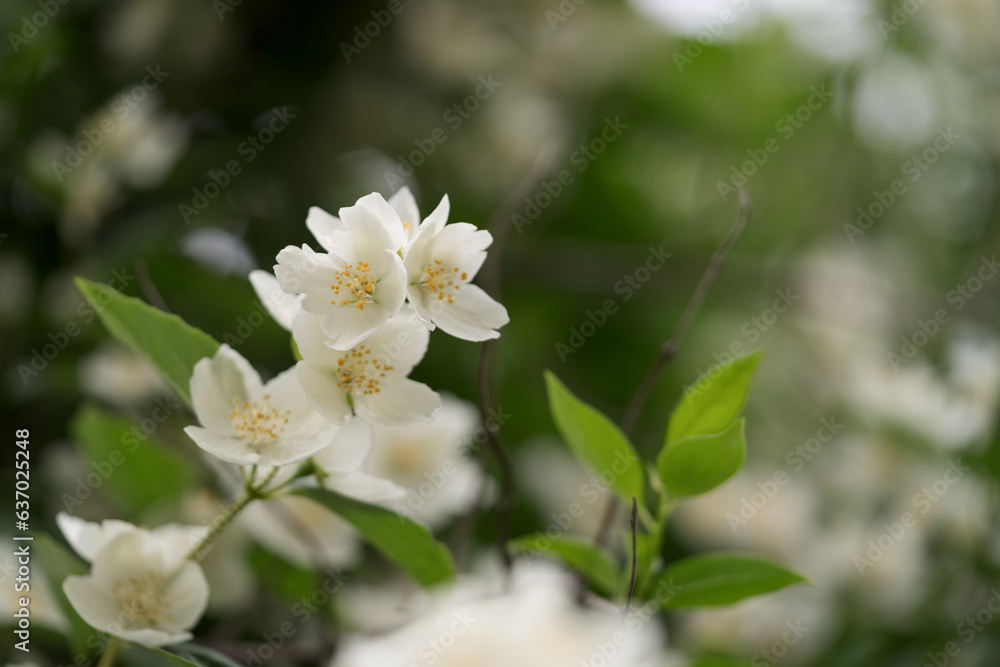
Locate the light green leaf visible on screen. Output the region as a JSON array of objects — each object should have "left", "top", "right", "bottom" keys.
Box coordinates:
[
  {"left": 667, "top": 351, "right": 761, "bottom": 442},
  {"left": 658, "top": 418, "right": 746, "bottom": 497},
  {"left": 509, "top": 533, "right": 619, "bottom": 595},
  {"left": 544, "top": 371, "right": 644, "bottom": 504},
  {"left": 34, "top": 533, "right": 97, "bottom": 658},
  {"left": 293, "top": 488, "right": 454, "bottom": 588},
  {"left": 654, "top": 551, "right": 809, "bottom": 608},
  {"left": 69, "top": 404, "right": 196, "bottom": 514},
  {"left": 75, "top": 277, "right": 220, "bottom": 406}
]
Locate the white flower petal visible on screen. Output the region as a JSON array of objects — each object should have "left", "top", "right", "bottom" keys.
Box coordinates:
[
  {"left": 337, "top": 197, "right": 399, "bottom": 260},
  {"left": 426, "top": 283, "right": 508, "bottom": 342},
  {"left": 296, "top": 362, "right": 353, "bottom": 425},
  {"left": 56, "top": 514, "right": 134, "bottom": 562},
  {"left": 312, "top": 416, "right": 372, "bottom": 472},
  {"left": 360, "top": 306, "right": 431, "bottom": 377},
  {"left": 324, "top": 470, "right": 406, "bottom": 507},
  {"left": 185, "top": 425, "right": 263, "bottom": 465},
  {"left": 249, "top": 269, "right": 302, "bottom": 331},
  {"left": 118, "top": 627, "right": 192, "bottom": 647},
  {"left": 306, "top": 206, "right": 344, "bottom": 252},
  {"left": 90, "top": 531, "right": 169, "bottom": 589},
  {"left": 190, "top": 344, "right": 261, "bottom": 437},
  {"left": 292, "top": 311, "right": 342, "bottom": 370},
  {"left": 274, "top": 245, "right": 343, "bottom": 314},
  {"left": 261, "top": 365, "right": 328, "bottom": 437},
  {"left": 185, "top": 424, "right": 333, "bottom": 467},
  {"left": 63, "top": 576, "right": 124, "bottom": 633},
  {"left": 162, "top": 561, "right": 210, "bottom": 632},
  {"left": 422, "top": 193, "right": 450, "bottom": 235},
  {"left": 354, "top": 378, "right": 440, "bottom": 429},
  {"left": 356, "top": 192, "right": 407, "bottom": 250},
  {"left": 388, "top": 187, "right": 421, "bottom": 241},
  {"left": 318, "top": 250, "right": 407, "bottom": 350}
]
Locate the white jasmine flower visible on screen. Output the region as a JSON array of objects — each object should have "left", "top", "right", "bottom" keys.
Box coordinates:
[
  {"left": 294, "top": 307, "right": 440, "bottom": 429},
  {"left": 403, "top": 214, "right": 508, "bottom": 341},
  {"left": 56, "top": 513, "right": 207, "bottom": 571},
  {"left": 307, "top": 189, "right": 448, "bottom": 253},
  {"left": 249, "top": 269, "right": 303, "bottom": 331},
  {"left": 275, "top": 195, "right": 408, "bottom": 350},
  {"left": 63, "top": 529, "right": 209, "bottom": 647},
  {"left": 331, "top": 563, "right": 670, "bottom": 667},
  {"left": 311, "top": 416, "right": 407, "bottom": 506},
  {"left": 367, "top": 395, "right": 483, "bottom": 528},
  {"left": 184, "top": 344, "right": 338, "bottom": 466}
]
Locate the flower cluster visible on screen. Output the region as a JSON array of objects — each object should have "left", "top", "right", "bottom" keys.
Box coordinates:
[{"left": 57, "top": 189, "right": 507, "bottom": 650}]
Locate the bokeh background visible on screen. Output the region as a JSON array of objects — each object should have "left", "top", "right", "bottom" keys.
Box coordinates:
[{"left": 2, "top": 0, "right": 1000, "bottom": 665}]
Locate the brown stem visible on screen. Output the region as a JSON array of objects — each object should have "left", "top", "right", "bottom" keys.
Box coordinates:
[
  {"left": 590, "top": 186, "right": 752, "bottom": 554},
  {"left": 478, "top": 339, "right": 514, "bottom": 573}
]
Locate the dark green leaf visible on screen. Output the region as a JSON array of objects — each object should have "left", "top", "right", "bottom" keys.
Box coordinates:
[
  {"left": 293, "top": 488, "right": 454, "bottom": 588},
  {"left": 69, "top": 404, "right": 196, "bottom": 514}
]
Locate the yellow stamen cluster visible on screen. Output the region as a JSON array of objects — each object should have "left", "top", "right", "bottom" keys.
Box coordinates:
[
  {"left": 421, "top": 259, "right": 467, "bottom": 304},
  {"left": 335, "top": 344, "right": 394, "bottom": 396},
  {"left": 230, "top": 394, "right": 290, "bottom": 444},
  {"left": 331, "top": 261, "right": 377, "bottom": 310},
  {"left": 113, "top": 571, "right": 171, "bottom": 627}
]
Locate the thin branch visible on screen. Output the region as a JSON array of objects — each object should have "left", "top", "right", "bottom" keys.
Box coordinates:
[
  {"left": 134, "top": 259, "right": 171, "bottom": 312},
  {"left": 620, "top": 186, "right": 752, "bottom": 438},
  {"left": 589, "top": 186, "right": 753, "bottom": 557},
  {"left": 622, "top": 496, "right": 638, "bottom": 617}
]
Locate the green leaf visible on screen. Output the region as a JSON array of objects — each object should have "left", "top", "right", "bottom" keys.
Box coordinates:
[
  {"left": 654, "top": 551, "right": 809, "bottom": 608},
  {"left": 658, "top": 418, "right": 746, "bottom": 497},
  {"left": 293, "top": 488, "right": 454, "bottom": 588},
  {"left": 544, "top": 371, "right": 644, "bottom": 504},
  {"left": 75, "top": 277, "right": 220, "bottom": 405},
  {"left": 69, "top": 404, "right": 196, "bottom": 514},
  {"left": 34, "top": 533, "right": 97, "bottom": 658},
  {"left": 509, "top": 533, "right": 619, "bottom": 595},
  {"left": 667, "top": 351, "right": 761, "bottom": 442}
]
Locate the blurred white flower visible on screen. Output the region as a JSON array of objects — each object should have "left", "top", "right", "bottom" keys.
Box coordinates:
[
  {"left": 311, "top": 417, "right": 407, "bottom": 506},
  {"left": 403, "top": 211, "right": 508, "bottom": 341},
  {"left": 294, "top": 307, "right": 440, "bottom": 429},
  {"left": 77, "top": 344, "right": 169, "bottom": 408},
  {"left": 184, "top": 344, "right": 338, "bottom": 466},
  {"left": 63, "top": 528, "right": 209, "bottom": 646},
  {"left": 0, "top": 540, "right": 67, "bottom": 633},
  {"left": 56, "top": 513, "right": 206, "bottom": 569},
  {"left": 275, "top": 194, "right": 409, "bottom": 350},
  {"left": 367, "top": 394, "right": 483, "bottom": 528},
  {"left": 331, "top": 563, "right": 671, "bottom": 667},
  {"left": 242, "top": 495, "right": 361, "bottom": 570}
]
